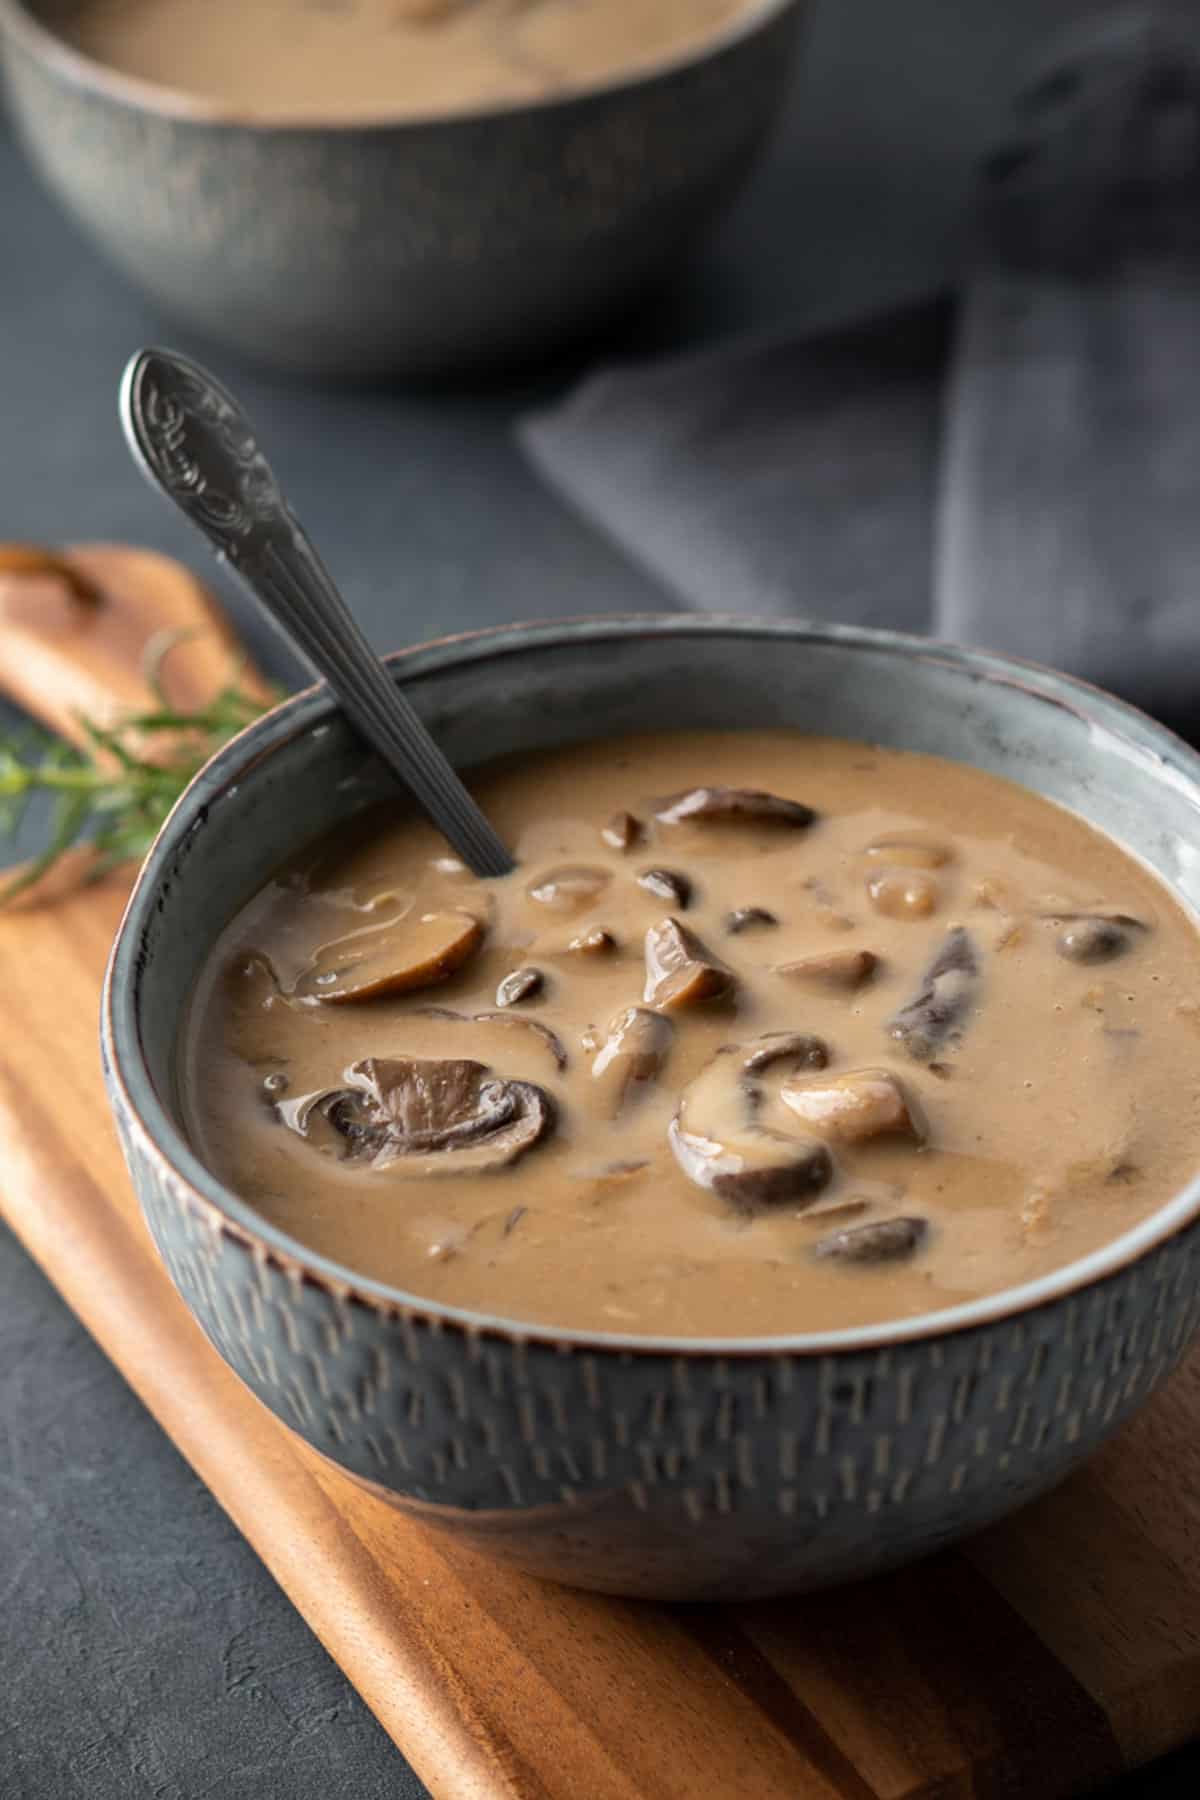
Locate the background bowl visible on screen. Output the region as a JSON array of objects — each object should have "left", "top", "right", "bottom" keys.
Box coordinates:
[
  {"left": 0, "top": 0, "right": 807, "bottom": 377},
  {"left": 102, "top": 617, "right": 1200, "bottom": 1600}
]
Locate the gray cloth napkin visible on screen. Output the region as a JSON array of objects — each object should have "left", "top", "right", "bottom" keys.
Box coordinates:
[{"left": 521, "top": 8, "right": 1200, "bottom": 731}]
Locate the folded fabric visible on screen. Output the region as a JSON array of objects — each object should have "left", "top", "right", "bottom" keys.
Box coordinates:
[
  {"left": 521, "top": 299, "right": 948, "bottom": 637},
  {"left": 520, "top": 6, "right": 1200, "bottom": 732},
  {"left": 939, "top": 5, "right": 1200, "bottom": 735}
]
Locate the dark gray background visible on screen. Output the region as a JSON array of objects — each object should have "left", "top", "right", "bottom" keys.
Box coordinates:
[{"left": 1, "top": 1, "right": 1196, "bottom": 1793}]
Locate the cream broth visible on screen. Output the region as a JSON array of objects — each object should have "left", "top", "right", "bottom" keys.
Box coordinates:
[
  {"left": 182, "top": 731, "right": 1200, "bottom": 1337},
  {"left": 59, "top": 0, "right": 757, "bottom": 120}
]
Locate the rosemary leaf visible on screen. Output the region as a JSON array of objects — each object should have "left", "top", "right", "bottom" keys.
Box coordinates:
[{"left": 0, "top": 671, "right": 277, "bottom": 905}]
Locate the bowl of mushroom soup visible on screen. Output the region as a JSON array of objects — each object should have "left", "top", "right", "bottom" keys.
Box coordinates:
[
  {"left": 102, "top": 617, "right": 1200, "bottom": 1599},
  {"left": 0, "top": 0, "right": 808, "bottom": 376}
]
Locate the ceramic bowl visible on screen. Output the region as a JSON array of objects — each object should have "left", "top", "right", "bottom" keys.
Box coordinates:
[
  {"left": 102, "top": 617, "right": 1200, "bottom": 1600},
  {"left": 0, "top": 0, "right": 807, "bottom": 377}
]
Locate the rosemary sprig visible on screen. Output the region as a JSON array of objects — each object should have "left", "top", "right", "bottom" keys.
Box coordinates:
[{"left": 0, "top": 651, "right": 274, "bottom": 903}]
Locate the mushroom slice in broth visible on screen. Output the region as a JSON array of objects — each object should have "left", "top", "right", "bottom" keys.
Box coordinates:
[
  {"left": 654, "top": 786, "right": 817, "bottom": 830},
  {"left": 295, "top": 910, "right": 484, "bottom": 1003},
  {"left": 280, "top": 1056, "right": 554, "bottom": 1176},
  {"left": 669, "top": 1047, "right": 834, "bottom": 1215}
]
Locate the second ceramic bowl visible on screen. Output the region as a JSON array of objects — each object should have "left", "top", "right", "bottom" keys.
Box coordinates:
[{"left": 1, "top": 0, "right": 808, "bottom": 376}]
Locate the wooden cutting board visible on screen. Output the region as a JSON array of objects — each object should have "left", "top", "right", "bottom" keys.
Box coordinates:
[{"left": 1, "top": 546, "right": 1199, "bottom": 1800}]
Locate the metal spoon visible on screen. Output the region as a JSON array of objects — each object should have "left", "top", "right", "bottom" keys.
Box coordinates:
[{"left": 118, "top": 347, "right": 514, "bottom": 878}]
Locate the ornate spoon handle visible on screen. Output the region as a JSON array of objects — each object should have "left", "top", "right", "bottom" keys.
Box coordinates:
[{"left": 119, "top": 348, "right": 514, "bottom": 878}]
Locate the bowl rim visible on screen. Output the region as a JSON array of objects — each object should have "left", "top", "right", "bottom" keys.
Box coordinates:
[
  {"left": 103, "top": 612, "right": 1200, "bottom": 1358},
  {"left": 0, "top": 0, "right": 801, "bottom": 132}
]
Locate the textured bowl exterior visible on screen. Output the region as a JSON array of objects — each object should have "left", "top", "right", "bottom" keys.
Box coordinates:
[
  {"left": 1, "top": 1, "right": 805, "bottom": 376},
  {"left": 102, "top": 618, "right": 1200, "bottom": 1598}
]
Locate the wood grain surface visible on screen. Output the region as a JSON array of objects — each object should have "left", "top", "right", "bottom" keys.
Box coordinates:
[{"left": 0, "top": 548, "right": 1198, "bottom": 1799}]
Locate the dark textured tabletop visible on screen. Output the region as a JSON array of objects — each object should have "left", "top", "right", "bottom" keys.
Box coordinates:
[{"left": 1, "top": 2, "right": 1197, "bottom": 1794}]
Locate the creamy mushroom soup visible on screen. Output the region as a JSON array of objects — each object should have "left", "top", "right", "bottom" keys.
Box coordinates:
[
  {"left": 58, "top": 0, "right": 759, "bottom": 120},
  {"left": 182, "top": 731, "right": 1200, "bottom": 1337}
]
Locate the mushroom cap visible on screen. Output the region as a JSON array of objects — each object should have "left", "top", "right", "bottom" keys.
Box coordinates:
[
  {"left": 780, "top": 1068, "right": 921, "bottom": 1144},
  {"left": 591, "top": 1005, "right": 675, "bottom": 1116},
  {"left": 740, "top": 1032, "right": 830, "bottom": 1075},
  {"left": 643, "top": 916, "right": 734, "bottom": 1010},
  {"left": 888, "top": 926, "right": 980, "bottom": 1061},
  {"left": 654, "top": 787, "right": 817, "bottom": 830},
  {"left": 280, "top": 1056, "right": 555, "bottom": 1176},
  {"left": 526, "top": 865, "right": 612, "bottom": 913},
  {"left": 295, "top": 910, "right": 484, "bottom": 1004},
  {"left": 668, "top": 1043, "right": 835, "bottom": 1214},
  {"left": 773, "top": 949, "right": 879, "bottom": 990},
  {"left": 813, "top": 1215, "right": 928, "bottom": 1264},
  {"left": 415, "top": 1004, "right": 568, "bottom": 1071}
]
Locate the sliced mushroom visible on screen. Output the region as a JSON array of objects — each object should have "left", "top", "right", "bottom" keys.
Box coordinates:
[
  {"left": 669, "top": 1050, "right": 834, "bottom": 1214},
  {"left": 602, "top": 810, "right": 643, "bottom": 851},
  {"left": 780, "top": 1068, "right": 921, "bottom": 1145},
  {"left": 741, "top": 1032, "right": 830, "bottom": 1075},
  {"left": 568, "top": 926, "right": 618, "bottom": 956},
  {"left": 496, "top": 966, "right": 544, "bottom": 1007},
  {"left": 888, "top": 926, "right": 980, "bottom": 1062},
  {"left": 637, "top": 867, "right": 692, "bottom": 908},
  {"left": 654, "top": 787, "right": 817, "bottom": 830},
  {"left": 774, "top": 948, "right": 879, "bottom": 990},
  {"left": 1055, "top": 917, "right": 1138, "bottom": 964},
  {"left": 416, "top": 1004, "right": 568, "bottom": 1072},
  {"left": 295, "top": 911, "right": 484, "bottom": 1004},
  {"left": 526, "top": 865, "right": 611, "bottom": 913},
  {"left": 644, "top": 917, "right": 734, "bottom": 1010},
  {"left": 866, "top": 868, "right": 940, "bottom": 919},
  {"left": 591, "top": 1006, "right": 675, "bottom": 1116},
  {"left": 813, "top": 1216, "right": 927, "bottom": 1264},
  {"left": 725, "top": 906, "right": 779, "bottom": 934},
  {"left": 280, "top": 1056, "right": 553, "bottom": 1175}
]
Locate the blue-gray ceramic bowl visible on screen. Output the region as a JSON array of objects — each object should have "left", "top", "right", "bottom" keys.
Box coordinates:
[
  {"left": 0, "top": 0, "right": 806, "bottom": 377},
  {"left": 101, "top": 617, "right": 1200, "bottom": 1599}
]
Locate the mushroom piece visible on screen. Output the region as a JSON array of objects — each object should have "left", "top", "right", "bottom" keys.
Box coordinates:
[
  {"left": 644, "top": 917, "right": 734, "bottom": 1010},
  {"left": 1055, "top": 917, "right": 1139, "bottom": 964},
  {"left": 295, "top": 910, "right": 484, "bottom": 1004},
  {"left": 532, "top": 924, "right": 622, "bottom": 963},
  {"left": 740, "top": 1032, "right": 830, "bottom": 1075},
  {"left": 774, "top": 949, "right": 879, "bottom": 990},
  {"left": 888, "top": 926, "right": 980, "bottom": 1062},
  {"left": 780, "top": 1068, "right": 921, "bottom": 1145},
  {"left": 725, "top": 906, "right": 779, "bottom": 934},
  {"left": 637, "top": 867, "right": 693, "bottom": 908},
  {"left": 526, "top": 865, "right": 611, "bottom": 913},
  {"left": 654, "top": 786, "right": 817, "bottom": 830},
  {"left": 669, "top": 1049, "right": 834, "bottom": 1214},
  {"left": 496, "top": 966, "right": 544, "bottom": 1007},
  {"left": 280, "top": 1057, "right": 554, "bottom": 1175},
  {"left": 602, "top": 810, "right": 643, "bottom": 851},
  {"left": 568, "top": 926, "right": 618, "bottom": 956},
  {"left": 866, "top": 868, "right": 940, "bottom": 919},
  {"left": 417, "top": 1004, "right": 568, "bottom": 1071},
  {"left": 591, "top": 1006, "right": 675, "bottom": 1116},
  {"left": 813, "top": 1216, "right": 928, "bottom": 1264}
]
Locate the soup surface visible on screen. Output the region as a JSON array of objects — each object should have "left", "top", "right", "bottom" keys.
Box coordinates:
[
  {"left": 58, "top": 0, "right": 756, "bottom": 119},
  {"left": 183, "top": 730, "right": 1200, "bottom": 1338}
]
